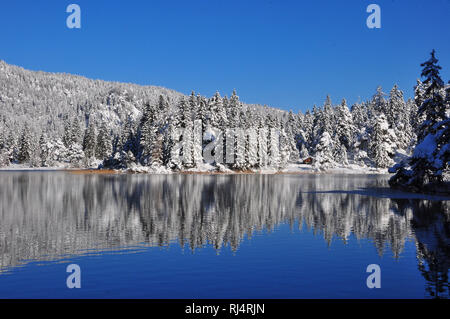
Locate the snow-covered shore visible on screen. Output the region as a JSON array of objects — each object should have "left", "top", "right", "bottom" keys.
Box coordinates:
[{"left": 0, "top": 163, "right": 389, "bottom": 175}]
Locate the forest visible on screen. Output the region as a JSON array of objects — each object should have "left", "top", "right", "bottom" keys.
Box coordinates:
[{"left": 0, "top": 51, "right": 448, "bottom": 192}]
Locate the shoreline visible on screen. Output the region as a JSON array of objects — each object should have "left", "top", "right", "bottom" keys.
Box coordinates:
[{"left": 0, "top": 166, "right": 389, "bottom": 175}]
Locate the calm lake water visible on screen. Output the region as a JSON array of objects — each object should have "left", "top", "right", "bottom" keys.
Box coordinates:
[{"left": 0, "top": 172, "right": 448, "bottom": 299}]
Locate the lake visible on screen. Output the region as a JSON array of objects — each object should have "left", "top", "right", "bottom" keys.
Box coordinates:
[{"left": 0, "top": 172, "right": 448, "bottom": 299}]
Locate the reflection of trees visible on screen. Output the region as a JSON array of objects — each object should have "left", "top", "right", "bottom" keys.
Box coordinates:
[
  {"left": 393, "top": 199, "right": 449, "bottom": 299},
  {"left": 0, "top": 172, "right": 448, "bottom": 297}
]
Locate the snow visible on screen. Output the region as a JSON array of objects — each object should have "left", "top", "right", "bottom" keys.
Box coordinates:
[
  {"left": 0, "top": 164, "right": 67, "bottom": 171},
  {"left": 0, "top": 162, "right": 390, "bottom": 175},
  {"left": 131, "top": 163, "right": 388, "bottom": 175},
  {"left": 412, "top": 133, "right": 436, "bottom": 159},
  {"left": 0, "top": 60, "right": 425, "bottom": 176}
]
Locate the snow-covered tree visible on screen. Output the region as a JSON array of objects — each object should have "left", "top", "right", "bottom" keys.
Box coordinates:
[
  {"left": 371, "top": 86, "right": 388, "bottom": 115},
  {"left": 390, "top": 50, "right": 449, "bottom": 192},
  {"left": 267, "top": 113, "right": 280, "bottom": 168},
  {"left": 96, "top": 122, "right": 112, "bottom": 160},
  {"left": 192, "top": 119, "right": 203, "bottom": 167},
  {"left": 0, "top": 58, "right": 440, "bottom": 175},
  {"left": 387, "top": 85, "right": 404, "bottom": 128},
  {"left": 369, "top": 114, "right": 395, "bottom": 168},
  {"left": 17, "top": 124, "right": 32, "bottom": 164},
  {"left": 417, "top": 49, "right": 447, "bottom": 142},
  {"left": 286, "top": 111, "right": 300, "bottom": 162},
  {"left": 314, "top": 131, "right": 334, "bottom": 170},
  {"left": 39, "top": 133, "right": 50, "bottom": 166},
  {"left": 82, "top": 122, "right": 96, "bottom": 161},
  {"left": 71, "top": 117, "right": 82, "bottom": 146},
  {"left": 139, "top": 101, "right": 164, "bottom": 167},
  {"left": 66, "top": 143, "right": 85, "bottom": 166},
  {"left": 335, "top": 99, "right": 354, "bottom": 151},
  {"left": 62, "top": 117, "right": 72, "bottom": 148}
]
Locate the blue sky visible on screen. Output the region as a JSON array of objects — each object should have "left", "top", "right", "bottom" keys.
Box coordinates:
[{"left": 0, "top": 0, "right": 449, "bottom": 113}]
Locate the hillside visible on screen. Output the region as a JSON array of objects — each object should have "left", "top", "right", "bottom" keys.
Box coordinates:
[
  {"left": 0, "top": 60, "right": 185, "bottom": 137},
  {"left": 0, "top": 59, "right": 433, "bottom": 175}
]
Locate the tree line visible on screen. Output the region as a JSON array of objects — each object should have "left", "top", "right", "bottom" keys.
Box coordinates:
[{"left": 0, "top": 53, "right": 447, "bottom": 185}]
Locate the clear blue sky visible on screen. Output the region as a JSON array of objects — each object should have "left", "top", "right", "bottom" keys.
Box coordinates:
[{"left": 0, "top": 0, "right": 449, "bottom": 113}]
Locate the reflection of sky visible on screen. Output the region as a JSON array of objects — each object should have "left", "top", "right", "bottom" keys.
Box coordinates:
[{"left": 0, "top": 224, "right": 427, "bottom": 299}]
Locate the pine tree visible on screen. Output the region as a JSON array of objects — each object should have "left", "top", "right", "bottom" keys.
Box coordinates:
[
  {"left": 66, "top": 143, "right": 85, "bottom": 166},
  {"left": 96, "top": 122, "right": 112, "bottom": 160},
  {"left": 71, "top": 117, "right": 82, "bottom": 146},
  {"left": 414, "top": 79, "right": 426, "bottom": 113},
  {"left": 257, "top": 114, "right": 268, "bottom": 168},
  {"left": 120, "top": 115, "right": 138, "bottom": 158},
  {"left": 417, "top": 49, "right": 446, "bottom": 142},
  {"left": 334, "top": 143, "right": 349, "bottom": 166},
  {"left": 168, "top": 115, "right": 183, "bottom": 170},
  {"left": 39, "top": 133, "right": 49, "bottom": 166},
  {"left": 227, "top": 90, "right": 243, "bottom": 168},
  {"left": 335, "top": 99, "right": 354, "bottom": 151},
  {"left": 314, "top": 131, "right": 334, "bottom": 170},
  {"left": 139, "top": 102, "right": 156, "bottom": 165},
  {"left": 372, "top": 86, "right": 388, "bottom": 114},
  {"left": 199, "top": 97, "right": 210, "bottom": 137},
  {"left": 157, "top": 94, "right": 169, "bottom": 123},
  {"left": 387, "top": 84, "right": 404, "bottom": 129},
  {"left": 234, "top": 108, "right": 249, "bottom": 169},
  {"left": 278, "top": 122, "right": 290, "bottom": 169},
  {"left": 245, "top": 109, "right": 258, "bottom": 168},
  {"left": 321, "top": 96, "right": 334, "bottom": 136},
  {"left": 4, "top": 130, "right": 17, "bottom": 163},
  {"left": 192, "top": 119, "right": 203, "bottom": 167},
  {"left": 299, "top": 143, "right": 309, "bottom": 160},
  {"left": 286, "top": 111, "right": 299, "bottom": 162},
  {"left": 180, "top": 98, "right": 194, "bottom": 168},
  {"left": 388, "top": 85, "right": 410, "bottom": 151},
  {"left": 17, "top": 124, "right": 32, "bottom": 164},
  {"left": 397, "top": 51, "right": 448, "bottom": 189},
  {"left": 139, "top": 101, "right": 167, "bottom": 167},
  {"left": 323, "top": 95, "right": 334, "bottom": 130},
  {"left": 0, "top": 128, "right": 4, "bottom": 151},
  {"left": 150, "top": 132, "right": 164, "bottom": 168},
  {"left": 396, "top": 98, "right": 417, "bottom": 152},
  {"left": 82, "top": 121, "right": 97, "bottom": 160},
  {"left": 267, "top": 113, "right": 280, "bottom": 168},
  {"left": 301, "top": 110, "right": 313, "bottom": 154},
  {"left": 210, "top": 92, "right": 227, "bottom": 130},
  {"left": 369, "top": 114, "right": 395, "bottom": 168},
  {"left": 62, "top": 117, "right": 72, "bottom": 148}
]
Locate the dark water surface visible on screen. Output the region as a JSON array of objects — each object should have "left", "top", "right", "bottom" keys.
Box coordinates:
[{"left": 0, "top": 172, "right": 448, "bottom": 298}]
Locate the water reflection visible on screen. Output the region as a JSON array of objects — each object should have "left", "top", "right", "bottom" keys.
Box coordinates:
[{"left": 0, "top": 172, "right": 448, "bottom": 298}]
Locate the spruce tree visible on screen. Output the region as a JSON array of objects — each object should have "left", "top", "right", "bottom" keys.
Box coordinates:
[
  {"left": 372, "top": 86, "right": 387, "bottom": 114},
  {"left": 180, "top": 98, "right": 194, "bottom": 168},
  {"left": 267, "top": 113, "right": 280, "bottom": 168},
  {"left": 96, "top": 122, "right": 112, "bottom": 160},
  {"left": 369, "top": 114, "right": 394, "bottom": 168},
  {"left": 314, "top": 131, "right": 334, "bottom": 170},
  {"left": 39, "top": 133, "right": 49, "bottom": 166},
  {"left": 335, "top": 99, "right": 354, "bottom": 151},
  {"left": 417, "top": 49, "right": 446, "bottom": 142},
  {"left": 285, "top": 111, "right": 299, "bottom": 162},
  {"left": 83, "top": 122, "right": 97, "bottom": 160},
  {"left": 390, "top": 50, "right": 449, "bottom": 191},
  {"left": 71, "top": 117, "right": 82, "bottom": 146},
  {"left": 17, "top": 124, "right": 32, "bottom": 164},
  {"left": 62, "top": 117, "right": 72, "bottom": 148},
  {"left": 140, "top": 102, "right": 157, "bottom": 165},
  {"left": 387, "top": 84, "right": 404, "bottom": 129}
]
